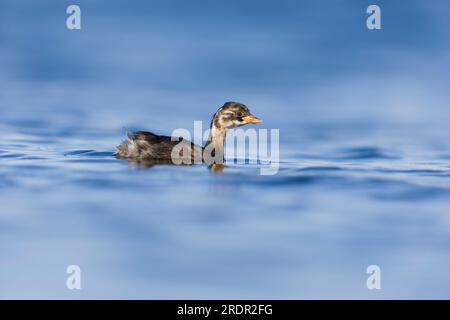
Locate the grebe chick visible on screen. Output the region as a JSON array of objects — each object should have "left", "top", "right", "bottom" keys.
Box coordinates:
[{"left": 116, "top": 101, "right": 262, "bottom": 164}]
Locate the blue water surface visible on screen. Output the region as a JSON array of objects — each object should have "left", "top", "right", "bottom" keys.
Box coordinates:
[{"left": 1, "top": 0, "right": 450, "bottom": 299}]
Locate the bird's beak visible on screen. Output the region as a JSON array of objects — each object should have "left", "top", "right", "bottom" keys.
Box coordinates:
[{"left": 242, "top": 115, "right": 262, "bottom": 124}]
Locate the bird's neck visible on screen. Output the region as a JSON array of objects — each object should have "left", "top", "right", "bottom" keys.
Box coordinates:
[{"left": 204, "top": 123, "right": 227, "bottom": 164}]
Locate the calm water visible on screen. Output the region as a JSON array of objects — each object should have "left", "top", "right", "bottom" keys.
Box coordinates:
[{"left": 1, "top": 0, "right": 450, "bottom": 299}]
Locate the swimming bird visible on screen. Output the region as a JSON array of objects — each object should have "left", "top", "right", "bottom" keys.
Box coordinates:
[{"left": 116, "top": 102, "right": 262, "bottom": 165}]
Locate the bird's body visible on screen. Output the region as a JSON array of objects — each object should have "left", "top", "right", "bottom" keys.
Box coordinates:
[
  {"left": 116, "top": 131, "right": 203, "bottom": 163},
  {"left": 116, "top": 102, "right": 261, "bottom": 165}
]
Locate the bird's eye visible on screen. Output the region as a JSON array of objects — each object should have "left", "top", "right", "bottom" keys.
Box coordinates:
[{"left": 237, "top": 112, "right": 243, "bottom": 118}]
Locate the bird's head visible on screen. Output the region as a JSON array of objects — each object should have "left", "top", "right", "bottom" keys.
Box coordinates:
[{"left": 211, "top": 101, "right": 262, "bottom": 130}]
